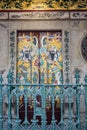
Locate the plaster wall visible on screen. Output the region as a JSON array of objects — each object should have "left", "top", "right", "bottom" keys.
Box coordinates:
[{"left": 0, "top": 19, "right": 87, "bottom": 117}]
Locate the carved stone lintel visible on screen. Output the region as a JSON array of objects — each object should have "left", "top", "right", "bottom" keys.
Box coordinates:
[
  {"left": 9, "top": 11, "right": 69, "bottom": 20},
  {"left": 70, "top": 11, "right": 87, "bottom": 19},
  {"left": 0, "top": 11, "right": 86, "bottom": 20}
]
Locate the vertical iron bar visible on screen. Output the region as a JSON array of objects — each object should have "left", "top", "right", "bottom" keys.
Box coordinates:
[
  {"left": 41, "top": 85, "right": 46, "bottom": 130},
  {"left": 60, "top": 85, "right": 64, "bottom": 130},
  {"left": 16, "top": 96, "right": 20, "bottom": 130},
  {"left": 60, "top": 98, "right": 64, "bottom": 130},
  {"left": 75, "top": 69, "right": 80, "bottom": 130},
  {"left": 68, "top": 91, "right": 72, "bottom": 130},
  {"left": 77, "top": 93, "right": 80, "bottom": 130},
  {"left": 51, "top": 86, "right": 55, "bottom": 130},
  {"left": 84, "top": 75, "right": 87, "bottom": 130},
  {"left": 33, "top": 89, "right": 36, "bottom": 121},
  {"left": 23, "top": 87, "right": 29, "bottom": 129},
  {"left": 16, "top": 96, "right": 19, "bottom": 121},
  {"left": 33, "top": 97, "right": 36, "bottom": 130},
  {"left": 24, "top": 96, "right": 28, "bottom": 122},
  {"left": 0, "top": 75, "right": 3, "bottom": 130},
  {"left": 31, "top": 86, "right": 37, "bottom": 130},
  {"left": 7, "top": 70, "right": 14, "bottom": 130},
  {"left": 0, "top": 85, "right": 3, "bottom": 130},
  {"left": 85, "top": 88, "right": 87, "bottom": 130},
  {"left": 7, "top": 84, "right": 12, "bottom": 130}
]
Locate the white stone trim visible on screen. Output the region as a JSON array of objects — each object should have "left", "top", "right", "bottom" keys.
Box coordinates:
[
  {"left": 0, "top": 12, "right": 8, "bottom": 19},
  {"left": 9, "top": 11, "right": 69, "bottom": 20},
  {"left": 70, "top": 11, "right": 87, "bottom": 19},
  {"left": 0, "top": 11, "right": 87, "bottom": 20}
]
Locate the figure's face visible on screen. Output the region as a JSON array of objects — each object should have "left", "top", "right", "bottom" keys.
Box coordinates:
[
  {"left": 22, "top": 46, "right": 31, "bottom": 62},
  {"left": 49, "top": 46, "right": 57, "bottom": 61},
  {"left": 50, "top": 46, "right": 56, "bottom": 54}
]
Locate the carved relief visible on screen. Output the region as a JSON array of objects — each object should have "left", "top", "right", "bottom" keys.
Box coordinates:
[
  {"left": 0, "top": 0, "right": 87, "bottom": 10},
  {"left": 9, "top": 11, "right": 69, "bottom": 20},
  {"left": 0, "top": 11, "right": 86, "bottom": 20},
  {"left": 70, "top": 11, "right": 87, "bottom": 19}
]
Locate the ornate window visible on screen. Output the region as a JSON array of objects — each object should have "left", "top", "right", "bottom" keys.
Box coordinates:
[{"left": 81, "top": 35, "right": 87, "bottom": 61}]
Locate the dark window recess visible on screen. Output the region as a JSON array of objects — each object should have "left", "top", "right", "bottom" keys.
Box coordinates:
[{"left": 81, "top": 36, "right": 87, "bottom": 61}]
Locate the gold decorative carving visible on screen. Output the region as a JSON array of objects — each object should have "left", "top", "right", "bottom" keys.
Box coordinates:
[{"left": 0, "top": 0, "right": 87, "bottom": 10}]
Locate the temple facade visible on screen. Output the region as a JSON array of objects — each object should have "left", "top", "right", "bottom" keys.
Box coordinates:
[{"left": 0, "top": 1, "right": 87, "bottom": 130}]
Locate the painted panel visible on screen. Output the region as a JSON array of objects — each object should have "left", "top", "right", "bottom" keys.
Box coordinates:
[
  {"left": 17, "top": 32, "right": 39, "bottom": 83},
  {"left": 17, "top": 31, "right": 62, "bottom": 84},
  {"left": 39, "top": 32, "right": 62, "bottom": 84}
]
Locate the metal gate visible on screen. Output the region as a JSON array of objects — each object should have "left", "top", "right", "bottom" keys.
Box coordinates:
[
  {"left": 17, "top": 31, "right": 62, "bottom": 127},
  {"left": 0, "top": 70, "right": 87, "bottom": 130}
]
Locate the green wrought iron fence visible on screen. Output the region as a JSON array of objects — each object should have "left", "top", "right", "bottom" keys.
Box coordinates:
[{"left": 0, "top": 70, "right": 87, "bottom": 130}]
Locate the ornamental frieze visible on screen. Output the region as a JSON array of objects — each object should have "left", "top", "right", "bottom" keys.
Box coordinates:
[
  {"left": 0, "top": 11, "right": 87, "bottom": 20},
  {"left": 70, "top": 11, "right": 87, "bottom": 19},
  {"left": 9, "top": 11, "right": 69, "bottom": 19},
  {"left": 0, "top": 0, "right": 87, "bottom": 10}
]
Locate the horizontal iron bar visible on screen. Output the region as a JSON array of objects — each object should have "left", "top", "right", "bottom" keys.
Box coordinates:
[{"left": 0, "top": 83, "right": 82, "bottom": 86}]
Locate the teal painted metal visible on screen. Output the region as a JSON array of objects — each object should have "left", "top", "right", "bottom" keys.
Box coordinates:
[
  {"left": 0, "top": 74, "right": 3, "bottom": 130},
  {"left": 75, "top": 69, "right": 81, "bottom": 130},
  {"left": 0, "top": 70, "right": 86, "bottom": 130}
]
